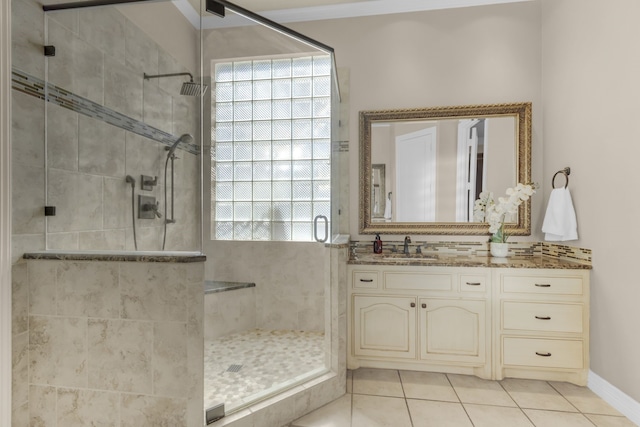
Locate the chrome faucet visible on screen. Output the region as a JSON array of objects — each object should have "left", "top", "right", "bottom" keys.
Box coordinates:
[{"left": 403, "top": 236, "right": 411, "bottom": 255}]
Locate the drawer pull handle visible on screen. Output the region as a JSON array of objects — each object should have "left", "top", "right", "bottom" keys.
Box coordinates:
[
  {"left": 410, "top": 302, "right": 416, "bottom": 308},
  {"left": 535, "top": 352, "right": 552, "bottom": 357},
  {"left": 535, "top": 283, "right": 551, "bottom": 287},
  {"left": 466, "top": 282, "right": 482, "bottom": 286},
  {"left": 421, "top": 303, "right": 427, "bottom": 309},
  {"left": 359, "top": 279, "right": 374, "bottom": 282},
  {"left": 535, "top": 316, "right": 551, "bottom": 320}
]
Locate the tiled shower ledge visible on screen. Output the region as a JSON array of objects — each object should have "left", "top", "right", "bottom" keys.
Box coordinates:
[
  {"left": 22, "top": 250, "right": 206, "bottom": 263},
  {"left": 11, "top": 67, "right": 200, "bottom": 155}
]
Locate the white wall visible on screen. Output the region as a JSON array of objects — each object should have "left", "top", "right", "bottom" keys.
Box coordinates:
[
  {"left": 542, "top": 0, "right": 640, "bottom": 403},
  {"left": 287, "top": 1, "right": 543, "bottom": 240}
]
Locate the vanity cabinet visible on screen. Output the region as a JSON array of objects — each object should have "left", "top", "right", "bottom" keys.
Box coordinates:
[
  {"left": 494, "top": 268, "right": 590, "bottom": 385},
  {"left": 348, "top": 263, "right": 590, "bottom": 385},
  {"left": 348, "top": 265, "right": 492, "bottom": 379}
]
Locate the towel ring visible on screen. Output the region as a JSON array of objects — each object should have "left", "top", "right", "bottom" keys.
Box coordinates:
[{"left": 552, "top": 167, "right": 571, "bottom": 189}]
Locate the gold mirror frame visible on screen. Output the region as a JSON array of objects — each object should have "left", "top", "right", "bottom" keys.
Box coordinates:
[{"left": 359, "top": 102, "right": 532, "bottom": 235}]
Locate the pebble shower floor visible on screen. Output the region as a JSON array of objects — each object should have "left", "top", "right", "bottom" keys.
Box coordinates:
[{"left": 204, "top": 329, "right": 325, "bottom": 411}]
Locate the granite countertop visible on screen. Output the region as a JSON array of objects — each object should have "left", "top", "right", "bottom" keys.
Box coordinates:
[
  {"left": 23, "top": 251, "right": 207, "bottom": 263},
  {"left": 349, "top": 253, "right": 592, "bottom": 269}
]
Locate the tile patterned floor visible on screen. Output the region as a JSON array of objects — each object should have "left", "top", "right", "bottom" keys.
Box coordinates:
[
  {"left": 204, "top": 329, "right": 325, "bottom": 411},
  {"left": 291, "top": 368, "right": 638, "bottom": 427}
]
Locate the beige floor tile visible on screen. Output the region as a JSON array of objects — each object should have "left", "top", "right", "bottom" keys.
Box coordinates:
[
  {"left": 550, "top": 382, "right": 623, "bottom": 416},
  {"left": 524, "top": 409, "right": 595, "bottom": 426},
  {"left": 291, "top": 394, "right": 352, "bottom": 427},
  {"left": 352, "top": 368, "right": 404, "bottom": 398},
  {"left": 407, "top": 399, "right": 473, "bottom": 427},
  {"left": 352, "top": 394, "right": 411, "bottom": 427},
  {"left": 465, "top": 404, "right": 534, "bottom": 427},
  {"left": 585, "top": 413, "right": 638, "bottom": 427},
  {"left": 448, "top": 374, "right": 516, "bottom": 407},
  {"left": 346, "top": 370, "right": 353, "bottom": 394},
  {"left": 400, "top": 371, "right": 459, "bottom": 402},
  {"left": 501, "top": 378, "right": 577, "bottom": 412}
]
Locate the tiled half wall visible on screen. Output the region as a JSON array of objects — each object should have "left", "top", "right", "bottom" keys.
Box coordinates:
[{"left": 11, "top": 259, "right": 205, "bottom": 427}]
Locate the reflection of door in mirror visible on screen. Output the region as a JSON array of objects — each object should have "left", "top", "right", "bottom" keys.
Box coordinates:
[
  {"left": 456, "top": 119, "right": 486, "bottom": 222},
  {"left": 395, "top": 128, "right": 436, "bottom": 222},
  {"left": 371, "top": 164, "right": 386, "bottom": 219}
]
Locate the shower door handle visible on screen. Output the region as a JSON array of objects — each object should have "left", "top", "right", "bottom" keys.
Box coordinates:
[{"left": 314, "top": 215, "right": 328, "bottom": 243}]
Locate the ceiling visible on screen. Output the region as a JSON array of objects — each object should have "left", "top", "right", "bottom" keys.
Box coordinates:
[{"left": 173, "top": 0, "right": 533, "bottom": 29}]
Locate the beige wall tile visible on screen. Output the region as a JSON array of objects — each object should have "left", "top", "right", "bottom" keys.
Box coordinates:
[
  {"left": 11, "top": 262, "right": 28, "bottom": 335},
  {"left": 11, "top": 332, "right": 29, "bottom": 408},
  {"left": 29, "top": 316, "right": 88, "bottom": 388},
  {"left": 47, "top": 168, "right": 103, "bottom": 233},
  {"left": 120, "top": 262, "right": 187, "bottom": 322},
  {"left": 28, "top": 260, "right": 58, "bottom": 315},
  {"left": 78, "top": 116, "right": 126, "bottom": 177},
  {"left": 125, "top": 19, "right": 159, "bottom": 75},
  {"left": 47, "top": 104, "right": 79, "bottom": 172},
  {"left": 153, "top": 322, "right": 189, "bottom": 397},
  {"left": 11, "top": 91, "right": 44, "bottom": 169},
  {"left": 120, "top": 395, "right": 187, "bottom": 427},
  {"left": 104, "top": 57, "right": 143, "bottom": 121},
  {"left": 57, "top": 388, "right": 120, "bottom": 427},
  {"left": 78, "top": 7, "right": 125, "bottom": 63},
  {"left": 57, "top": 261, "right": 120, "bottom": 318},
  {"left": 12, "top": 163, "right": 45, "bottom": 235},
  {"left": 78, "top": 229, "right": 126, "bottom": 251},
  {"left": 87, "top": 318, "right": 153, "bottom": 393},
  {"left": 11, "top": 0, "right": 45, "bottom": 78},
  {"left": 29, "top": 385, "right": 57, "bottom": 427},
  {"left": 11, "top": 401, "right": 29, "bottom": 427},
  {"left": 47, "top": 232, "right": 79, "bottom": 250}
]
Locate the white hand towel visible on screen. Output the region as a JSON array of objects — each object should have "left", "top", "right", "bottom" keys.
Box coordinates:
[{"left": 542, "top": 188, "right": 578, "bottom": 241}]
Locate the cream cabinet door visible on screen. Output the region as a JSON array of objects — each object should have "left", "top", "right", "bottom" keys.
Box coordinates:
[
  {"left": 419, "top": 298, "right": 486, "bottom": 364},
  {"left": 353, "top": 295, "right": 417, "bottom": 359}
]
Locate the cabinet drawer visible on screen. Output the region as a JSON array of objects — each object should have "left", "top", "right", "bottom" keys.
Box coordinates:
[
  {"left": 353, "top": 271, "right": 379, "bottom": 289},
  {"left": 460, "top": 274, "right": 487, "bottom": 293},
  {"left": 384, "top": 272, "right": 452, "bottom": 291},
  {"left": 503, "top": 275, "right": 583, "bottom": 295},
  {"left": 503, "top": 337, "right": 583, "bottom": 369},
  {"left": 503, "top": 302, "right": 583, "bottom": 333}
]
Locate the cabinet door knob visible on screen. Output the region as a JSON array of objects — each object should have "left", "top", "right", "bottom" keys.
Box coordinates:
[
  {"left": 410, "top": 302, "right": 416, "bottom": 308},
  {"left": 535, "top": 352, "right": 552, "bottom": 357},
  {"left": 535, "top": 316, "right": 551, "bottom": 320},
  {"left": 421, "top": 303, "right": 427, "bottom": 309}
]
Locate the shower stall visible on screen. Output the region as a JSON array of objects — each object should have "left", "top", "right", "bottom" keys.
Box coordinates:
[{"left": 10, "top": 0, "right": 346, "bottom": 424}]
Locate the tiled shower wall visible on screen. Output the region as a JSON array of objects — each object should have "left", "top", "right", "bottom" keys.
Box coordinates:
[
  {"left": 11, "top": 0, "right": 200, "bottom": 256},
  {"left": 12, "top": 259, "right": 204, "bottom": 427},
  {"left": 11, "top": 0, "right": 202, "bottom": 424},
  {"left": 205, "top": 240, "right": 326, "bottom": 333}
]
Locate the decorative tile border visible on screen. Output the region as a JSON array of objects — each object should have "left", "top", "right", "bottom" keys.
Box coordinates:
[
  {"left": 11, "top": 67, "right": 200, "bottom": 155},
  {"left": 542, "top": 242, "right": 592, "bottom": 264}
]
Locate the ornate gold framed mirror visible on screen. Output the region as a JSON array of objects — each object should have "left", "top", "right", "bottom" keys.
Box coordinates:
[{"left": 359, "top": 102, "right": 532, "bottom": 235}]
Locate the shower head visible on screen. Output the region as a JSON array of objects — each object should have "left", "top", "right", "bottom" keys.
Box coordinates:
[
  {"left": 166, "top": 133, "right": 194, "bottom": 157},
  {"left": 143, "top": 72, "right": 208, "bottom": 97}
]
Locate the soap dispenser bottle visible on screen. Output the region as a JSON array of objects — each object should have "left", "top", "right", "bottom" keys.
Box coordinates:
[{"left": 373, "top": 234, "right": 383, "bottom": 254}]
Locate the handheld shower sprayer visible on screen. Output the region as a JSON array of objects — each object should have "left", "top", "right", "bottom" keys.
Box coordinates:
[{"left": 166, "top": 133, "right": 194, "bottom": 157}]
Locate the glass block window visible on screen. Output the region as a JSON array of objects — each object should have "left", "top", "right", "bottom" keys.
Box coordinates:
[{"left": 212, "top": 56, "right": 332, "bottom": 241}]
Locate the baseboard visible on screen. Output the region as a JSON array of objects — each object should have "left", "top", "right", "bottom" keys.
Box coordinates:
[{"left": 588, "top": 370, "right": 640, "bottom": 426}]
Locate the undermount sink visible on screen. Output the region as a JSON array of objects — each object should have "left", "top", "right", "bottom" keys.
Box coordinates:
[{"left": 382, "top": 253, "right": 438, "bottom": 261}]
